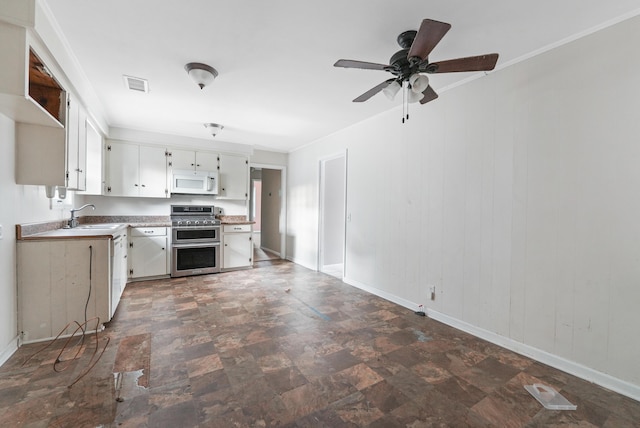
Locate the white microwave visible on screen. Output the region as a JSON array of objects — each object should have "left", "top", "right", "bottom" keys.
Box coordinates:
[{"left": 171, "top": 170, "right": 218, "bottom": 195}]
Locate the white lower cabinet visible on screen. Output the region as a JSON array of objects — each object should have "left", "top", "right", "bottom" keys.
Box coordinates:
[
  {"left": 17, "top": 238, "right": 112, "bottom": 343},
  {"left": 128, "top": 227, "right": 169, "bottom": 279},
  {"left": 222, "top": 224, "right": 253, "bottom": 270}
]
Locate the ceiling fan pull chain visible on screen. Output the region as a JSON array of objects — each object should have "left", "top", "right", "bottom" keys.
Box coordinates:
[{"left": 402, "top": 82, "right": 406, "bottom": 123}]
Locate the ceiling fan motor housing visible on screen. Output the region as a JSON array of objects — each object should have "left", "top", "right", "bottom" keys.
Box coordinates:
[
  {"left": 397, "top": 30, "right": 417, "bottom": 49},
  {"left": 389, "top": 47, "right": 427, "bottom": 81}
]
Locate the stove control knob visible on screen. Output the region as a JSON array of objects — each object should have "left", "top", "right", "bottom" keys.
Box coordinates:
[
  {"left": 176, "top": 220, "right": 182, "bottom": 226},
  {"left": 202, "top": 220, "right": 208, "bottom": 225},
  {"left": 186, "top": 220, "right": 191, "bottom": 225},
  {"left": 194, "top": 220, "right": 200, "bottom": 225}
]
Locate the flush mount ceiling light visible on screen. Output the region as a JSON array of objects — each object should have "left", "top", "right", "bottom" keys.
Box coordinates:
[
  {"left": 204, "top": 123, "right": 224, "bottom": 137},
  {"left": 185, "top": 62, "right": 218, "bottom": 89}
]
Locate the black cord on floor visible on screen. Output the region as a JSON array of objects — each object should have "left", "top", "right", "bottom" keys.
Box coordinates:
[{"left": 84, "top": 245, "right": 93, "bottom": 325}]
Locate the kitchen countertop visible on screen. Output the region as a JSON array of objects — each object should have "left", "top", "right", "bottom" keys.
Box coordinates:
[
  {"left": 16, "top": 215, "right": 171, "bottom": 241},
  {"left": 217, "top": 215, "right": 255, "bottom": 225},
  {"left": 16, "top": 214, "right": 256, "bottom": 240},
  {"left": 18, "top": 223, "right": 129, "bottom": 241}
]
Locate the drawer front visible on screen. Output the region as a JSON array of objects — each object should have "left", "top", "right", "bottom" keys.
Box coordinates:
[
  {"left": 130, "top": 227, "right": 167, "bottom": 237},
  {"left": 223, "top": 224, "right": 252, "bottom": 233}
]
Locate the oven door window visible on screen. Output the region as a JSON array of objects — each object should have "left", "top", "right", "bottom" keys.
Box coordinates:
[
  {"left": 175, "top": 244, "right": 218, "bottom": 271},
  {"left": 174, "top": 228, "right": 218, "bottom": 241}
]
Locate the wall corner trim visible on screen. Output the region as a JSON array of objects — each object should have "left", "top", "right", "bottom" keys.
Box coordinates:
[{"left": 0, "top": 335, "right": 19, "bottom": 367}]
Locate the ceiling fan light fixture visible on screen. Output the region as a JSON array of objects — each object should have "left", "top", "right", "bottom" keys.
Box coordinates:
[
  {"left": 409, "top": 73, "right": 429, "bottom": 93},
  {"left": 383, "top": 80, "right": 401, "bottom": 100},
  {"left": 204, "top": 122, "right": 224, "bottom": 137},
  {"left": 407, "top": 88, "right": 423, "bottom": 103},
  {"left": 185, "top": 62, "right": 218, "bottom": 89}
]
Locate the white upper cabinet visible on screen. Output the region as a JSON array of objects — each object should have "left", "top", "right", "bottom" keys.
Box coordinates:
[
  {"left": 217, "top": 154, "right": 249, "bottom": 200},
  {"left": 106, "top": 140, "right": 168, "bottom": 198},
  {"left": 65, "top": 94, "right": 88, "bottom": 191},
  {"left": 0, "top": 22, "right": 66, "bottom": 127},
  {"left": 78, "top": 120, "right": 104, "bottom": 195},
  {"left": 169, "top": 149, "right": 218, "bottom": 172}
]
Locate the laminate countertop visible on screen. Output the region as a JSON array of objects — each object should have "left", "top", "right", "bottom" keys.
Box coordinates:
[
  {"left": 16, "top": 216, "right": 171, "bottom": 241},
  {"left": 217, "top": 215, "right": 255, "bottom": 225}
]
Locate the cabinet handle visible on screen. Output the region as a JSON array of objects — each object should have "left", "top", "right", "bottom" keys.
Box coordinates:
[
  {"left": 134, "top": 184, "right": 139, "bottom": 187},
  {"left": 141, "top": 184, "right": 146, "bottom": 187},
  {"left": 161, "top": 247, "right": 165, "bottom": 250}
]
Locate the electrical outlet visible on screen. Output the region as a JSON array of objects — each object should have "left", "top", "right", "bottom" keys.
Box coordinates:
[
  {"left": 0, "top": 224, "right": 3, "bottom": 240},
  {"left": 430, "top": 285, "right": 436, "bottom": 301}
]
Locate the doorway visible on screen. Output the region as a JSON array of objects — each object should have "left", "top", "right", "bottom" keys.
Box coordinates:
[
  {"left": 250, "top": 165, "right": 286, "bottom": 262},
  {"left": 319, "top": 152, "right": 346, "bottom": 278}
]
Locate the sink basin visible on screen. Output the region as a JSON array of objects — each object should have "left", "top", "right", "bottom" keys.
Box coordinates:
[{"left": 75, "top": 224, "right": 123, "bottom": 230}]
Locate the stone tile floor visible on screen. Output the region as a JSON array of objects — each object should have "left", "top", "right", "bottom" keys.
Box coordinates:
[{"left": 1, "top": 260, "right": 639, "bottom": 427}]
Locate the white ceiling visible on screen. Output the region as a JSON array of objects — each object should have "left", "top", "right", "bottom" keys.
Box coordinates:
[{"left": 42, "top": 0, "right": 640, "bottom": 153}]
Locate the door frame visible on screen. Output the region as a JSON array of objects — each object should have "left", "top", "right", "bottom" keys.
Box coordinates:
[
  {"left": 318, "top": 150, "right": 347, "bottom": 277},
  {"left": 249, "top": 163, "right": 287, "bottom": 259}
]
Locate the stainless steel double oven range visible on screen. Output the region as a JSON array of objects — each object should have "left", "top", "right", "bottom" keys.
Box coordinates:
[{"left": 170, "top": 204, "right": 221, "bottom": 277}]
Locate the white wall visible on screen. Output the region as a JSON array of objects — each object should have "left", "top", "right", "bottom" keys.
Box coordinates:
[
  {"left": 0, "top": 113, "right": 70, "bottom": 363},
  {"left": 287, "top": 15, "right": 640, "bottom": 398}
]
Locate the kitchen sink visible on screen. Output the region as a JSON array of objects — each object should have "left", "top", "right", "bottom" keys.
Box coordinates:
[{"left": 75, "top": 224, "right": 123, "bottom": 230}]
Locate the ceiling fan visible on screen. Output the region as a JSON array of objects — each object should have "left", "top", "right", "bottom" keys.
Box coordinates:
[{"left": 334, "top": 18, "right": 499, "bottom": 106}]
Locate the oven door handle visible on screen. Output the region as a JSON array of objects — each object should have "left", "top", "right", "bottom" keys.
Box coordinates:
[{"left": 172, "top": 242, "right": 220, "bottom": 248}]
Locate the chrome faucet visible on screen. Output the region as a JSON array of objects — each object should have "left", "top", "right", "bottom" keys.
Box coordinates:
[{"left": 68, "top": 204, "right": 95, "bottom": 228}]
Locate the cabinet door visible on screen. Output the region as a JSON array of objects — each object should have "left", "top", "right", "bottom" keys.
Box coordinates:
[
  {"left": 169, "top": 148, "right": 196, "bottom": 171},
  {"left": 195, "top": 151, "right": 218, "bottom": 171},
  {"left": 64, "top": 98, "right": 88, "bottom": 191},
  {"left": 111, "top": 235, "right": 128, "bottom": 317},
  {"left": 223, "top": 232, "right": 252, "bottom": 269},
  {"left": 79, "top": 120, "right": 103, "bottom": 195},
  {"left": 76, "top": 105, "right": 88, "bottom": 191},
  {"left": 139, "top": 145, "right": 168, "bottom": 197},
  {"left": 66, "top": 95, "right": 79, "bottom": 190},
  {"left": 106, "top": 141, "right": 139, "bottom": 197},
  {"left": 130, "top": 235, "right": 167, "bottom": 278},
  {"left": 218, "top": 154, "right": 248, "bottom": 199}
]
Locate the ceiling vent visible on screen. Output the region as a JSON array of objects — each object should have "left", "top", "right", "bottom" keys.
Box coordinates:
[{"left": 123, "top": 75, "right": 149, "bottom": 93}]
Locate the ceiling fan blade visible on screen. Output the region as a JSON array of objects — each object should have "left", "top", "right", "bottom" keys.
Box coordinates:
[
  {"left": 353, "top": 79, "right": 395, "bottom": 102},
  {"left": 334, "top": 59, "right": 389, "bottom": 71},
  {"left": 408, "top": 19, "right": 451, "bottom": 61},
  {"left": 429, "top": 53, "right": 499, "bottom": 73},
  {"left": 420, "top": 85, "right": 439, "bottom": 104}
]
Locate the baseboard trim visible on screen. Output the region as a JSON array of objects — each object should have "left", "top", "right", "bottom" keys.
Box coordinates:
[
  {"left": 259, "top": 246, "right": 280, "bottom": 257},
  {"left": 343, "top": 276, "right": 640, "bottom": 402},
  {"left": 0, "top": 335, "right": 19, "bottom": 367},
  {"left": 343, "top": 277, "right": 419, "bottom": 313}
]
